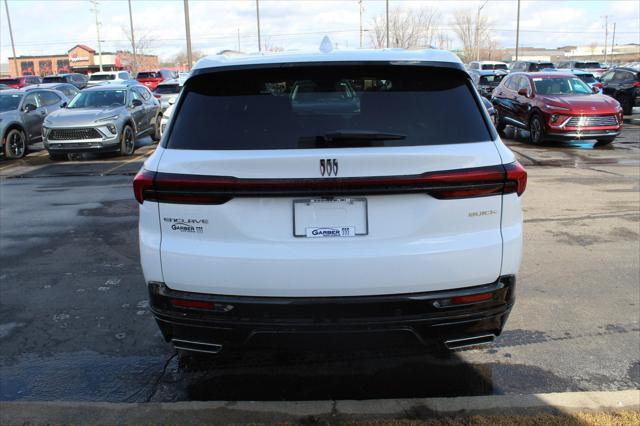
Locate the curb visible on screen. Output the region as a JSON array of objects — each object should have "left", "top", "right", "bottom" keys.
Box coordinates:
[{"left": 1, "top": 390, "right": 639, "bottom": 423}]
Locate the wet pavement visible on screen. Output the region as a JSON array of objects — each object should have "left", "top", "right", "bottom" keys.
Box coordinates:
[{"left": 0, "top": 122, "right": 639, "bottom": 402}]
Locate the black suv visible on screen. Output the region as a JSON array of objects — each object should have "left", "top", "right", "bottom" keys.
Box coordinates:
[
  {"left": 42, "top": 73, "right": 88, "bottom": 90},
  {"left": 599, "top": 67, "right": 639, "bottom": 115},
  {"left": 510, "top": 61, "right": 556, "bottom": 72}
]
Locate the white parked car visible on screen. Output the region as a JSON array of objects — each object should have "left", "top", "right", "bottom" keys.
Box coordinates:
[
  {"left": 135, "top": 48, "right": 526, "bottom": 355},
  {"left": 159, "top": 98, "right": 176, "bottom": 137},
  {"left": 87, "top": 71, "right": 132, "bottom": 87}
]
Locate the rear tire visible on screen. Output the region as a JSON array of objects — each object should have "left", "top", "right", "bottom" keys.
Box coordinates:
[
  {"left": 48, "top": 152, "right": 67, "bottom": 161},
  {"left": 494, "top": 109, "right": 506, "bottom": 134},
  {"left": 529, "top": 114, "right": 545, "bottom": 144},
  {"left": 3, "top": 128, "right": 27, "bottom": 159},
  {"left": 618, "top": 95, "right": 633, "bottom": 115},
  {"left": 151, "top": 115, "right": 162, "bottom": 142},
  {"left": 120, "top": 125, "right": 135, "bottom": 156}
]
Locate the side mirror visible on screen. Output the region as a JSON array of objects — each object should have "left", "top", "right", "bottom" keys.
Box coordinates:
[
  {"left": 517, "top": 87, "right": 529, "bottom": 97},
  {"left": 168, "top": 96, "right": 177, "bottom": 106},
  {"left": 60, "top": 102, "right": 67, "bottom": 108},
  {"left": 131, "top": 99, "right": 143, "bottom": 107},
  {"left": 592, "top": 86, "right": 600, "bottom": 93},
  {"left": 23, "top": 103, "right": 37, "bottom": 113}
]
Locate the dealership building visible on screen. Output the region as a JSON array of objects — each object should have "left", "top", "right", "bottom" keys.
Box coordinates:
[{"left": 7, "top": 44, "right": 159, "bottom": 77}]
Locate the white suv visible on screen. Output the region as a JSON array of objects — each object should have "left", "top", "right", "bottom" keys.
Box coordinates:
[{"left": 134, "top": 49, "right": 526, "bottom": 355}]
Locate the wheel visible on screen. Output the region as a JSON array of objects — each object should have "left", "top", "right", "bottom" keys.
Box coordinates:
[
  {"left": 595, "top": 137, "right": 615, "bottom": 146},
  {"left": 494, "top": 109, "right": 506, "bottom": 134},
  {"left": 119, "top": 125, "right": 135, "bottom": 156},
  {"left": 529, "top": 114, "right": 545, "bottom": 144},
  {"left": 48, "top": 152, "right": 68, "bottom": 161},
  {"left": 617, "top": 95, "right": 633, "bottom": 115},
  {"left": 3, "top": 128, "right": 27, "bottom": 159},
  {"left": 151, "top": 115, "right": 162, "bottom": 142}
]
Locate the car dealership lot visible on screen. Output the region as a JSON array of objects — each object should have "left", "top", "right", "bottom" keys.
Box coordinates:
[{"left": 0, "top": 124, "right": 638, "bottom": 402}]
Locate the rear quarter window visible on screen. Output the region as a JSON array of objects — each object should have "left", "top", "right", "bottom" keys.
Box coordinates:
[{"left": 166, "top": 65, "right": 492, "bottom": 150}]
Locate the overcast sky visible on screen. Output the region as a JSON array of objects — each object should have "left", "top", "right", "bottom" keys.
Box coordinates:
[{"left": 1, "top": 0, "right": 638, "bottom": 63}]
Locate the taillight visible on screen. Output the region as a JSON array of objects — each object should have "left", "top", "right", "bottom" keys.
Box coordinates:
[
  {"left": 594, "top": 82, "right": 603, "bottom": 88},
  {"left": 153, "top": 94, "right": 161, "bottom": 99},
  {"left": 133, "top": 162, "right": 527, "bottom": 205},
  {"left": 450, "top": 292, "right": 494, "bottom": 305},
  {"left": 504, "top": 161, "right": 527, "bottom": 196},
  {"left": 133, "top": 169, "right": 155, "bottom": 204},
  {"left": 633, "top": 81, "right": 640, "bottom": 88}
]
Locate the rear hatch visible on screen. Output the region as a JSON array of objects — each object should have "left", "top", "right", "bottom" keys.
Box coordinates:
[
  {"left": 137, "top": 72, "right": 162, "bottom": 89},
  {"left": 147, "top": 64, "right": 516, "bottom": 297}
]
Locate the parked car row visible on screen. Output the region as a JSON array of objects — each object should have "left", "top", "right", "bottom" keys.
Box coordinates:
[{"left": 0, "top": 68, "right": 188, "bottom": 160}]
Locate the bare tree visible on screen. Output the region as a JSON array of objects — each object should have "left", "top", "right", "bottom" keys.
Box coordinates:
[
  {"left": 121, "top": 24, "right": 156, "bottom": 74},
  {"left": 588, "top": 41, "right": 599, "bottom": 58},
  {"left": 369, "top": 7, "right": 440, "bottom": 49},
  {"left": 451, "top": 9, "right": 494, "bottom": 61},
  {"left": 172, "top": 49, "right": 205, "bottom": 66}
]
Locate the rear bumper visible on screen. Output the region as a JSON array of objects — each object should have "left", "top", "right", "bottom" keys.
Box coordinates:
[{"left": 148, "top": 276, "right": 515, "bottom": 353}]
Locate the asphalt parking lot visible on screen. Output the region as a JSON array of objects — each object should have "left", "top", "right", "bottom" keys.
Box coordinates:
[{"left": 0, "top": 117, "right": 639, "bottom": 403}]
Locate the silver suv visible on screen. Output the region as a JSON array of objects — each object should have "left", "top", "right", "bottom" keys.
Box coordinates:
[
  {"left": 43, "top": 83, "right": 161, "bottom": 160},
  {"left": 0, "top": 87, "right": 68, "bottom": 159}
]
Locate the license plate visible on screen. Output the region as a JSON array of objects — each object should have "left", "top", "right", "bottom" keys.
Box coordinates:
[{"left": 293, "top": 198, "right": 368, "bottom": 237}]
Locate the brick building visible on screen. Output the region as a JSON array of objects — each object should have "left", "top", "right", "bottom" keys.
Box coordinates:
[{"left": 8, "top": 44, "right": 159, "bottom": 77}]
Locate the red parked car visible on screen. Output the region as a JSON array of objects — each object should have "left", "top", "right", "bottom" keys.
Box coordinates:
[
  {"left": 0, "top": 75, "right": 41, "bottom": 89},
  {"left": 492, "top": 72, "right": 624, "bottom": 145},
  {"left": 136, "top": 69, "right": 175, "bottom": 90}
]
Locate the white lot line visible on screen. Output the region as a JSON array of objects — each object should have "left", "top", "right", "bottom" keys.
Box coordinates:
[{"left": 101, "top": 149, "right": 154, "bottom": 175}]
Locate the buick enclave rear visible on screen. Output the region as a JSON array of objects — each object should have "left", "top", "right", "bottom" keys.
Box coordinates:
[{"left": 134, "top": 49, "right": 526, "bottom": 355}]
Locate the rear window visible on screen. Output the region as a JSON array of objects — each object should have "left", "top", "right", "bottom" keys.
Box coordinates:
[
  {"left": 577, "top": 74, "right": 596, "bottom": 84},
  {"left": 0, "top": 78, "right": 19, "bottom": 85},
  {"left": 166, "top": 66, "right": 491, "bottom": 150},
  {"left": 481, "top": 64, "right": 507, "bottom": 70},
  {"left": 89, "top": 74, "right": 115, "bottom": 81},
  {"left": 479, "top": 75, "right": 504, "bottom": 85},
  {"left": 575, "top": 62, "right": 602, "bottom": 69},
  {"left": 137, "top": 72, "right": 160, "bottom": 79},
  {"left": 154, "top": 84, "right": 181, "bottom": 94},
  {"left": 42, "top": 76, "right": 65, "bottom": 83}
]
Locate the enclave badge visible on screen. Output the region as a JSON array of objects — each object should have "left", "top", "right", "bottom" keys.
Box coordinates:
[{"left": 320, "top": 159, "right": 338, "bottom": 176}]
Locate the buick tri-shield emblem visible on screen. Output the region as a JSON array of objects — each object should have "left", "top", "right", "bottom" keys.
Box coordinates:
[{"left": 320, "top": 159, "right": 339, "bottom": 176}]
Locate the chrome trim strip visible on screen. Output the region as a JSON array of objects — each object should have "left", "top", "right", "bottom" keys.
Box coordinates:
[{"left": 444, "top": 334, "right": 496, "bottom": 350}]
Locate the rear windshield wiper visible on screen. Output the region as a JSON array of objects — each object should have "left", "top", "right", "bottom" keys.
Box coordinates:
[{"left": 322, "top": 130, "right": 407, "bottom": 141}]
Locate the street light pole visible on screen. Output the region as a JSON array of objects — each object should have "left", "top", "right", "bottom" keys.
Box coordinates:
[
  {"left": 127, "top": 0, "right": 137, "bottom": 74},
  {"left": 256, "top": 0, "right": 262, "bottom": 52},
  {"left": 475, "top": 0, "right": 489, "bottom": 61},
  {"left": 89, "top": 0, "right": 104, "bottom": 72},
  {"left": 4, "top": 0, "right": 18, "bottom": 77},
  {"left": 385, "top": 0, "right": 389, "bottom": 48},
  {"left": 359, "top": 0, "right": 363, "bottom": 49},
  {"left": 602, "top": 15, "right": 609, "bottom": 64},
  {"left": 610, "top": 22, "right": 616, "bottom": 63},
  {"left": 515, "top": 0, "right": 520, "bottom": 61},
  {"left": 183, "top": 0, "right": 193, "bottom": 68}
]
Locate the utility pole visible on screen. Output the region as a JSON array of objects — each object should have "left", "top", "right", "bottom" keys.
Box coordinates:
[
  {"left": 89, "top": 0, "right": 103, "bottom": 71},
  {"left": 4, "top": 0, "right": 18, "bottom": 77},
  {"left": 358, "top": 0, "right": 363, "bottom": 49},
  {"left": 385, "top": 0, "right": 389, "bottom": 48},
  {"left": 256, "top": 0, "right": 262, "bottom": 52},
  {"left": 515, "top": 0, "right": 520, "bottom": 61},
  {"left": 602, "top": 15, "right": 609, "bottom": 64},
  {"left": 237, "top": 28, "right": 241, "bottom": 51},
  {"left": 183, "top": 0, "right": 193, "bottom": 68},
  {"left": 610, "top": 22, "right": 616, "bottom": 63},
  {"left": 475, "top": 0, "right": 489, "bottom": 61},
  {"left": 127, "top": 0, "right": 137, "bottom": 74}
]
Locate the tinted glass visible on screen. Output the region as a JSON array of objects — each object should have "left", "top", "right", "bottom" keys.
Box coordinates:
[
  {"left": 533, "top": 77, "right": 592, "bottom": 95},
  {"left": 42, "top": 76, "right": 65, "bottom": 83},
  {"left": 90, "top": 74, "right": 115, "bottom": 81},
  {"left": 481, "top": 64, "right": 507, "bottom": 70},
  {"left": 166, "top": 66, "right": 491, "bottom": 150},
  {"left": 577, "top": 74, "right": 596, "bottom": 84},
  {"left": 0, "top": 93, "right": 23, "bottom": 111},
  {"left": 24, "top": 93, "right": 39, "bottom": 107},
  {"left": 154, "top": 84, "right": 181, "bottom": 94},
  {"left": 38, "top": 91, "right": 62, "bottom": 106},
  {"left": 575, "top": 62, "right": 602, "bottom": 69},
  {"left": 0, "top": 78, "right": 20, "bottom": 85},
  {"left": 58, "top": 85, "right": 79, "bottom": 98},
  {"left": 137, "top": 72, "right": 160, "bottom": 79},
  {"left": 479, "top": 75, "right": 504, "bottom": 85},
  {"left": 68, "top": 89, "right": 126, "bottom": 108}
]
